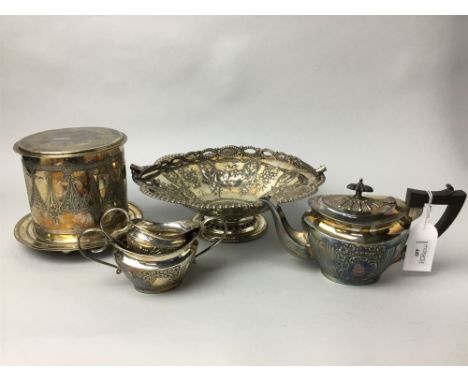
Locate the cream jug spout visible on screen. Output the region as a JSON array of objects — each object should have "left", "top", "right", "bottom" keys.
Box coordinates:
[{"left": 261, "top": 197, "right": 311, "bottom": 259}]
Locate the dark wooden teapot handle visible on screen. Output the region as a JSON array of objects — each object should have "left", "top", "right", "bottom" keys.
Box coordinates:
[{"left": 405, "top": 184, "right": 466, "bottom": 237}]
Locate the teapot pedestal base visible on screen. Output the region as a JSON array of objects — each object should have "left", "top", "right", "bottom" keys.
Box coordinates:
[
  {"left": 194, "top": 214, "right": 268, "bottom": 243},
  {"left": 321, "top": 271, "right": 380, "bottom": 286}
]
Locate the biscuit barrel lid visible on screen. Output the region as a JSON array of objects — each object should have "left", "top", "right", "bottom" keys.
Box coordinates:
[{"left": 13, "top": 127, "right": 127, "bottom": 158}]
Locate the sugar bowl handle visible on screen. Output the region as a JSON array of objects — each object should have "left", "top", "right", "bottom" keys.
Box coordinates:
[
  {"left": 192, "top": 217, "right": 227, "bottom": 260},
  {"left": 193, "top": 239, "right": 222, "bottom": 259},
  {"left": 405, "top": 184, "right": 466, "bottom": 237}
]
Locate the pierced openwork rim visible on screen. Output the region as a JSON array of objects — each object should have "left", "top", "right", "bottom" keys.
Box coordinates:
[{"left": 132, "top": 145, "right": 326, "bottom": 212}]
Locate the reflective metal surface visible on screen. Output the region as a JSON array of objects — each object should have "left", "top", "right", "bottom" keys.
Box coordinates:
[
  {"left": 308, "top": 178, "right": 407, "bottom": 226},
  {"left": 13, "top": 127, "right": 126, "bottom": 158},
  {"left": 78, "top": 209, "right": 223, "bottom": 293},
  {"left": 114, "top": 238, "right": 198, "bottom": 293},
  {"left": 14, "top": 202, "right": 143, "bottom": 253},
  {"left": 262, "top": 181, "right": 463, "bottom": 285},
  {"left": 100, "top": 207, "right": 201, "bottom": 253},
  {"left": 132, "top": 145, "right": 326, "bottom": 242},
  {"left": 13, "top": 127, "right": 130, "bottom": 253},
  {"left": 79, "top": 228, "right": 200, "bottom": 293},
  {"left": 193, "top": 213, "right": 268, "bottom": 242}
]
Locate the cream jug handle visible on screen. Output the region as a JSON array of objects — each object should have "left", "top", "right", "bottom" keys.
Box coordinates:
[
  {"left": 100, "top": 207, "right": 132, "bottom": 239},
  {"left": 78, "top": 228, "right": 122, "bottom": 274}
]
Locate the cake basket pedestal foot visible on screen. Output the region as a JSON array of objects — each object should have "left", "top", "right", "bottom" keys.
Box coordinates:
[{"left": 193, "top": 214, "right": 268, "bottom": 243}]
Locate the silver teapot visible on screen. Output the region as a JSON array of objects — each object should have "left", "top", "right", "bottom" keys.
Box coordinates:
[{"left": 262, "top": 180, "right": 466, "bottom": 285}]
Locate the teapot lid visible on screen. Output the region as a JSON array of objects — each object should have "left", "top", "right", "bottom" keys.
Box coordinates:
[{"left": 307, "top": 179, "right": 408, "bottom": 226}]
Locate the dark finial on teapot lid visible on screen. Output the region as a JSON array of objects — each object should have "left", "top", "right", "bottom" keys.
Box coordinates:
[
  {"left": 307, "top": 178, "right": 404, "bottom": 226},
  {"left": 347, "top": 178, "right": 374, "bottom": 198}
]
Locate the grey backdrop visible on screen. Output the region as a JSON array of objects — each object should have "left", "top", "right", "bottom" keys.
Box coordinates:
[{"left": 1, "top": 16, "right": 467, "bottom": 365}]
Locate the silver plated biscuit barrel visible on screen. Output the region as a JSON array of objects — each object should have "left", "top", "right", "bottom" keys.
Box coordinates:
[{"left": 13, "top": 127, "right": 142, "bottom": 253}]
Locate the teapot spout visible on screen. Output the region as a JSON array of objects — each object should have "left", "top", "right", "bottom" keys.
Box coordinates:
[{"left": 261, "top": 197, "right": 311, "bottom": 259}]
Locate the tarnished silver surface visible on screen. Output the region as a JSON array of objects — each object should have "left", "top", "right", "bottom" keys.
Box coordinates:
[
  {"left": 14, "top": 202, "right": 143, "bottom": 253},
  {"left": 115, "top": 240, "right": 197, "bottom": 294},
  {"left": 21, "top": 149, "right": 127, "bottom": 230},
  {"left": 78, "top": 208, "right": 223, "bottom": 293},
  {"left": 193, "top": 213, "right": 268, "bottom": 243},
  {"left": 100, "top": 207, "right": 201, "bottom": 254},
  {"left": 131, "top": 145, "right": 326, "bottom": 242},
  {"left": 13, "top": 127, "right": 126, "bottom": 158},
  {"left": 13, "top": 127, "right": 130, "bottom": 253},
  {"left": 262, "top": 181, "right": 464, "bottom": 285},
  {"left": 79, "top": 228, "right": 199, "bottom": 293}
]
